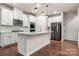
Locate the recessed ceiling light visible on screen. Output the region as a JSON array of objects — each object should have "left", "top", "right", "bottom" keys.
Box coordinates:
[
  {"left": 36, "top": 3, "right": 40, "bottom": 7},
  {"left": 53, "top": 11, "right": 57, "bottom": 14}
]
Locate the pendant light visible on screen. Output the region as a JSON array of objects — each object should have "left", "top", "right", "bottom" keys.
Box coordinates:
[
  {"left": 46, "top": 5, "right": 48, "bottom": 16},
  {"left": 32, "top": 3, "right": 49, "bottom": 16},
  {"left": 32, "top": 3, "right": 38, "bottom": 13},
  {"left": 35, "top": 7, "right": 37, "bottom": 12},
  {"left": 41, "top": 4, "right": 44, "bottom": 16}
]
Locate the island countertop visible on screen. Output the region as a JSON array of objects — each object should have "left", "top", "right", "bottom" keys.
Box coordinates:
[{"left": 17, "top": 31, "right": 52, "bottom": 35}]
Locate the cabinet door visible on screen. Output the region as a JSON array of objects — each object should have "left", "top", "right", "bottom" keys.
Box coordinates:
[
  {"left": 30, "top": 15, "right": 36, "bottom": 22},
  {"left": 1, "top": 8, "right": 13, "bottom": 25},
  {"left": 23, "top": 14, "right": 29, "bottom": 26},
  {"left": 1, "top": 8, "right": 9, "bottom": 25},
  {"left": 8, "top": 10, "right": 13, "bottom": 25},
  {"left": 18, "top": 10, "right": 23, "bottom": 20},
  {"left": 13, "top": 8, "right": 19, "bottom": 19},
  {"left": 1, "top": 34, "right": 10, "bottom": 46},
  {"left": 10, "top": 33, "right": 16, "bottom": 44},
  {"left": 48, "top": 17, "right": 53, "bottom": 27},
  {"left": 36, "top": 16, "right": 47, "bottom": 32},
  {"left": 0, "top": 33, "right": 17, "bottom": 47}
]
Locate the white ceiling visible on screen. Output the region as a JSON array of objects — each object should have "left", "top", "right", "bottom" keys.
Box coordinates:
[{"left": 5, "top": 3, "right": 78, "bottom": 15}]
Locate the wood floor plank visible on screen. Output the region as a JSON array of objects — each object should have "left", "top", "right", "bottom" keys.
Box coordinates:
[
  {"left": 31, "top": 40, "right": 79, "bottom": 56},
  {"left": 0, "top": 40, "right": 79, "bottom": 56}
]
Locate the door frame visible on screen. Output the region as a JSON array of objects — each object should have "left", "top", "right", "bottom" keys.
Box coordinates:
[
  {"left": 61, "top": 12, "right": 64, "bottom": 42},
  {"left": 77, "top": 5, "right": 79, "bottom": 46}
]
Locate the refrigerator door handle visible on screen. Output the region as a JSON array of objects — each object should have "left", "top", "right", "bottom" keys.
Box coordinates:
[{"left": 57, "top": 23, "right": 58, "bottom": 33}]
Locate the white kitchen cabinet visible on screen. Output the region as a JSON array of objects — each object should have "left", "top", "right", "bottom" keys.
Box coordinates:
[
  {"left": 36, "top": 16, "right": 48, "bottom": 32},
  {"left": 22, "top": 14, "right": 29, "bottom": 26},
  {"left": 8, "top": 10, "right": 13, "bottom": 25},
  {"left": 0, "top": 8, "right": 9, "bottom": 25},
  {"left": 19, "top": 10, "right": 23, "bottom": 20},
  {"left": 13, "top": 8, "right": 19, "bottom": 19},
  {"left": 0, "top": 34, "right": 10, "bottom": 47},
  {"left": 29, "top": 15, "right": 36, "bottom": 22},
  {"left": 0, "top": 7, "right": 13, "bottom": 25},
  {"left": 10, "top": 33, "right": 17, "bottom": 44},
  {"left": 13, "top": 8, "right": 23, "bottom": 20},
  {"left": 0, "top": 33, "right": 16, "bottom": 47},
  {"left": 48, "top": 15, "right": 62, "bottom": 27},
  {"left": 48, "top": 17, "right": 53, "bottom": 27}
]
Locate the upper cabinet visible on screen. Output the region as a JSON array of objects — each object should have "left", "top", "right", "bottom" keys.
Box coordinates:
[
  {"left": 14, "top": 8, "right": 29, "bottom": 26},
  {"left": 22, "top": 14, "right": 29, "bottom": 26},
  {"left": 48, "top": 17, "right": 53, "bottom": 27},
  {"left": 29, "top": 15, "right": 36, "bottom": 22},
  {"left": 0, "top": 7, "right": 30, "bottom": 26},
  {"left": 0, "top": 7, "right": 13, "bottom": 25},
  {"left": 48, "top": 15, "right": 62, "bottom": 27},
  {"left": 36, "top": 16, "right": 48, "bottom": 32},
  {"left": 13, "top": 8, "right": 23, "bottom": 20},
  {"left": 13, "top": 8, "right": 19, "bottom": 19},
  {"left": 8, "top": 9, "right": 13, "bottom": 25}
]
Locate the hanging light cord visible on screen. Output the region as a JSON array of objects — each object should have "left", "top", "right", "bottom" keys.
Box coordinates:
[
  {"left": 42, "top": 4, "right": 43, "bottom": 14},
  {"left": 46, "top": 5, "right": 48, "bottom": 16}
]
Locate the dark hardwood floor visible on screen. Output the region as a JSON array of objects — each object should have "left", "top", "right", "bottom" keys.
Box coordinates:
[
  {"left": 31, "top": 40, "right": 79, "bottom": 56},
  {"left": 0, "top": 43, "right": 18, "bottom": 56},
  {"left": 0, "top": 40, "right": 79, "bottom": 56}
]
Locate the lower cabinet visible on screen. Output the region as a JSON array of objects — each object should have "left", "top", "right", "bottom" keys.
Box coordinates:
[
  {"left": 10, "top": 33, "right": 17, "bottom": 44},
  {"left": 0, "top": 33, "right": 17, "bottom": 47},
  {"left": 0, "top": 34, "right": 10, "bottom": 47}
]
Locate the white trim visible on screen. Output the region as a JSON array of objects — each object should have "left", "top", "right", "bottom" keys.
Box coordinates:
[
  {"left": 61, "top": 12, "right": 64, "bottom": 42},
  {"left": 64, "top": 39, "right": 78, "bottom": 42},
  {"left": 26, "top": 41, "right": 50, "bottom": 56}
]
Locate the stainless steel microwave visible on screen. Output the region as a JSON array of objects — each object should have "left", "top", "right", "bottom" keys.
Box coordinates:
[{"left": 13, "top": 19, "right": 23, "bottom": 26}]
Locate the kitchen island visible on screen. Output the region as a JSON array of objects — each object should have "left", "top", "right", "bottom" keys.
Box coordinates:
[{"left": 17, "top": 32, "right": 51, "bottom": 56}]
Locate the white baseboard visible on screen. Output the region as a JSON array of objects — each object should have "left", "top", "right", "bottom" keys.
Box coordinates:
[
  {"left": 26, "top": 41, "right": 50, "bottom": 56},
  {"left": 64, "top": 39, "right": 77, "bottom": 42}
]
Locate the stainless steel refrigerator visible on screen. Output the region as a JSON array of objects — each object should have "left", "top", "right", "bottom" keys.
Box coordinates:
[{"left": 51, "top": 22, "right": 61, "bottom": 41}]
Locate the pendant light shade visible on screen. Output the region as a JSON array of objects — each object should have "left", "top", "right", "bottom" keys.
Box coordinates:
[
  {"left": 32, "top": 3, "right": 49, "bottom": 16},
  {"left": 35, "top": 7, "right": 37, "bottom": 12}
]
